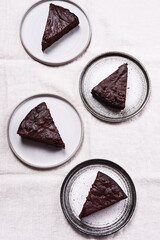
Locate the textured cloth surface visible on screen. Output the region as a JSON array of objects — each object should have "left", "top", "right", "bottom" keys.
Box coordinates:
[{"left": 0, "top": 0, "right": 160, "bottom": 239}]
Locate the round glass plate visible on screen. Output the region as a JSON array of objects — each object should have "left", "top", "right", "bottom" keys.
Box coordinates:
[
  {"left": 20, "top": 0, "right": 91, "bottom": 66},
  {"left": 60, "top": 159, "right": 136, "bottom": 236},
  {"left": 7, "top": 94, "right": 83, "bottom": 169},
  {"left": 79, "top": 52, "right": 150, "bottom": 122}
]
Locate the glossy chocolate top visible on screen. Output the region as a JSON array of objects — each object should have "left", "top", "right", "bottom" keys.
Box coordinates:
[
  {"left": 42, "top": 4, "right": 79, "bottom": 51},
  {"left": 17, "top": 102, "right": 65, "bottom": 148},
  {"left": 91, "top": 64, "right": 128, "bottom": 109},
  {"left": 79, "top": 171, "right": 127, "bottom": 218}
]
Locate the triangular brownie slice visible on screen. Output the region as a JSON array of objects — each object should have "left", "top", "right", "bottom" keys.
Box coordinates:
[
  {"left": 91, "top": 64, "right": 128, "bottom": 109},
  {"left": 79, "top": 171, "right": 127, "bottom": 218},
  {"left": 42, "top": 4, "right": 79, "bottom": 51},
  {"left": 17, "top": 102, "right": 65, "bottom": 148}
]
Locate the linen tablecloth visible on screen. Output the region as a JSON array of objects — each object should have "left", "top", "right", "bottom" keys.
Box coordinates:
[{"left": 0, "top": 0, "right": 160, "bottom": 239}]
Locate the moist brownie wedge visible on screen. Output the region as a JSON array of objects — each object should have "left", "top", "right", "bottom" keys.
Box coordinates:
[
  {"left": 42, "top": 3, "right": 79, "bottom": 51},
  {"left": 91, "top": 64, "right": 128, "bottom": 109},
  {"left": 17, "top": 102, "right": 65, "bottom": 148},
  {"left": 79, "top": 171, "right": 127, "bottom": 218}
]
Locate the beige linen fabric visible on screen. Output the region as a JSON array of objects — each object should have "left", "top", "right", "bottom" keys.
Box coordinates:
[{"left": 0, "top": 0, "right": 160, "bottom": 239}]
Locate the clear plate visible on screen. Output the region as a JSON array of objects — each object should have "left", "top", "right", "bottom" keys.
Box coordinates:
[
  {"left": 79, "top": 52, "right": 150, "bottom": 122},
  {"left": 7, "top": 94, "right": 83, "bottom": 168},
  {"left": 60, "top": 159, "right": 136, "bottom": 236},
  {"left": 20, "top": 0, "right": 91, "bottom": 66}
]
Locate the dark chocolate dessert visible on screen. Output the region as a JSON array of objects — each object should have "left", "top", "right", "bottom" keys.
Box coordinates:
[
  {"left": 42, "top": 3, "right": 79, "bottom": 51},
  {"left": 17, "top": 102, "right": 65, "bottom": 148},
  {"left": 91, "top": 64, "right": 128, "bottom": 109},
  {"left": 79, "top": 171, "right": 127, "bottom": 218}
]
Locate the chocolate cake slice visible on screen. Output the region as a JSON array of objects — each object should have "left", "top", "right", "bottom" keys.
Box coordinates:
[
  {"left": 17, "top": 102, "right": 65, "bottom": 148},
  {"left": 91, "top": 64, "right": 128, "bottom": 109},
  {"left": 42, "top": 4, "right": 79, "bottom": 51},
  {"left": 79, "top": 171, "right": 127, "bottom": 218}
]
